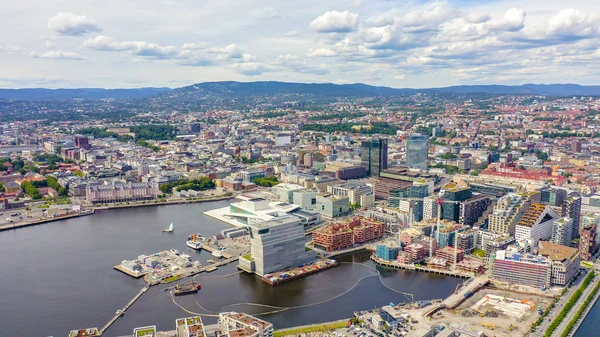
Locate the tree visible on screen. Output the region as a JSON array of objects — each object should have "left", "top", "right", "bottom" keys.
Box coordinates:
[
  {"left": 55, "top": 145, "right": 62, "bottom": 154},
  {"left": 0, "top": 163, "right": 7, "bottom": 171},
  {"left": 21, "top": 181, "right": 41, "bottom": 200},
  {"left": 253, "top": 176, "right": 279, "bottom": 187}
]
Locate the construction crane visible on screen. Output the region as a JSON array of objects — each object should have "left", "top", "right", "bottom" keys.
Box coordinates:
[{"left": 454, "top": 283, "right": 462, "bottom": 294}]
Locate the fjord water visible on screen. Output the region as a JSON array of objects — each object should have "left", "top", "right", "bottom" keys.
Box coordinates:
[{"left": 0, "top": 201, "right": 460, "bottom": 337}]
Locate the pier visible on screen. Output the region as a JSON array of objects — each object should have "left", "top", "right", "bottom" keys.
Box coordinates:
[
  {"left": 100, "top": 285, "right": 149, "bottom": 335},
  {"left": 370, "top": 255, "right": 471, "bottom": 278}
]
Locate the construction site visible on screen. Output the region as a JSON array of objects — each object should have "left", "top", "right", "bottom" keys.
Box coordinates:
[{"left": 429, "top": 287, "right": 554, "bottom": 336}]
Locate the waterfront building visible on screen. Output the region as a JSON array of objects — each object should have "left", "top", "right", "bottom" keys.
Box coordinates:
[
  {"left": 69, "top": 328, "right": 100, "bottom": 337},
  {"left": 405, "top": 243, "right": 428, "bottom": 262},
  {"left": 551, "top": 217, "right": 573, "bottom": 247},
  {"left": 328, "top": 181, "right": 375, "bottom": 208},
  {"left": 376, "top": 244, "right": 399, "bottom": 261},
  {"left": 563, "top": 193, "right": 582, "bottom": 239},
  {"left": 538, "top": 241, "right": 580, "bottom": 286},
  {"left": 405, "top": 134, "right": 429, "bottom": 170},
  {"left": 492, "top": 250, "right": 552, "bottom": 288},
  {"left": 515, "top": 204, "right": 558, "bottom": 247},
  {"left": 315, "top": 193, "right": 349, "bottom": 218},
  {"left": 399, "top": 227, "right": 424, "bottom": 247},
  {"left": 292, "top": 190, "right": 317, "bottom": 210},
  {"left": 239, "top": 216, "right": 314, "bottom": 276},
  {"left": 132, "top": 326, "right": 156, "bottom": 337},
  {"left": 580, "top": 224, "right": 597, "bottom": 261},
  {"left": 271, "top": 183, "right": 305, "bottom": 203},
  {"left": 218, "top": 312, "right": 274, "bottom": 337},
  {"left": 361, "top": 138, "right": 388, "bottom": 177},
  {"left": 176, "top": 316, "right": 206, "bottom": 337},
  {"left": 312, "top": 217, "right": 385, "bottom": 252},
  {"left": 85, "top": 181, "right": 156, "bottom": 204},
  {"left": 435, "top": 246, "right": 465, "bottom": 266},
  {"left": 434, "top": 222, "right": 468, "bottom": 249}
]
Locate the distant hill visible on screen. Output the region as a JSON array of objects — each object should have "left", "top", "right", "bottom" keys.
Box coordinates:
[
  {"left": 0, "top": 87, "right": 171, "bottom": 100},
  {"left": 2, "top": 82, "right": 600, "bottom": 100}
]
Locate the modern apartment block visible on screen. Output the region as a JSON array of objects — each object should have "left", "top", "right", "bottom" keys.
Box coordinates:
[
  {"left": 492, "top": 250, "right": 552, "bottom": 288},
  {"left": 488, "top": 193, "right": 535, "bottom": 236},
  {"left": 563, "top": 193, "right": 582, "bottom": 239},
  {"left": 422, "top": 196, "right": 438, "bottom": 221},
  {"left": 312, "top": 217, "right": 385, "bottom": 252},
  {"left": 538, "top": 241, "right": 580, "bottom": 286},
  {"left": 218, "top": 312, "right": 274, "bottom": 337},
  {"left": 580, "top": 224, "right": 597, "bottom": 261},
  {"left": 389, "top": 181, "right": 431, "bottom": 221},
  {"left": 175, "top": 316, "right": 206, "bottom": 337},
  {"left": 459, "top": 194, "right": 490, "bottom": 226},
  {"left": 515, "top": 204, "right": 558, "bottom": 247},
  {"left": 239, "top": 216, "right": 314, "bottom": 276},
  {"left": 551, "top": 217, "right": 573, "bottom": 247}
]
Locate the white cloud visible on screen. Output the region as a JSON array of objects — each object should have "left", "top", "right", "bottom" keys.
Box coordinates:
[
  {"left": 30, "top": 50, "right": 86, "bottom": 60},
  {"left": 206, "top": 43, "right": 244, "bottom": 60},
  {"left": 285, "top": 30, "right": 298, "bottom": 37},
  {"left": 485, "top": 8, "right": 526, "bottom": 32},
  {"left": 182, "top": 42, "right": 208, "bottom": 50},
  {"left": 393, "top": 74, "right": 405, "bottom": 80},
  {"left": 310, "top": 10, "right": 359, "bottom": 33},
  {"left": 307, "top": 48, "right": 337, "bottom": 57},
  {"left": 48, "top": 13, "right": 102, "bottom": 36},
  {"left": 84, "top": 36, "right": 177, "bottom": 59},
  {"left": 0, "top": 45, "right": 22, "bottom": 55}
]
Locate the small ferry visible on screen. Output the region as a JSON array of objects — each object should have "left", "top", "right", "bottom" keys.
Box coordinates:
[
  {"left": 170, "top": 249, "right": 180, "bottom": 255},
  {"left": 186, "top": 234, "right": 203, "bottom": 250},
  {"left": 211, "top": 250, "right": 223, "bottom": 258}
]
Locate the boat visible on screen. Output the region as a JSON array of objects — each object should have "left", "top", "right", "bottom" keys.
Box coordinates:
[
  {"left": 211, "top": 250, "right": 223, "bottom": 258},
  {"left": 163, "top": 222, "right": 174, "bottom": 233},
  {"left": 207, "top": 259, "right": 217, "bottom": 264},
  {"left": 115, "top": 309, "right": 123, "bottom": 315},
  {"left": 186, "top": 234, "right": 203, "bottom": 250},
  {"left": 181, "top": 253, "right": 191, "bottom": 260},
  {"left": 173, "top": 281, "right": 201, "bottom": 296},
  {"left": 170, "top": 249, "right": 180, "bottom": 255}
]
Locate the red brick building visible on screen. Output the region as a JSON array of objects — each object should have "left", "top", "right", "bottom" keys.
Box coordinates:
[{"left": 312, "top": 217, "right": 385, "bottom": 252}]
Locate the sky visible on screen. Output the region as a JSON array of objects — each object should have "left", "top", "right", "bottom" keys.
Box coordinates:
[{"left": 1, "top": 0, "right": 599, "bottom": 89}]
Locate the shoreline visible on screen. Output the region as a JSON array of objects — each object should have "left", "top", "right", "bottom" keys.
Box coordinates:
[
  {"left": 0, "top": 195, "right": 234, "bottom": 232},
  {"left": 0, "top": 209, "right": 95, "bottom": 232}
]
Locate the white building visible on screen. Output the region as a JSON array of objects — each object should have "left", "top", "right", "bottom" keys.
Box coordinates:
[
  {"left": 327, "top": 181, "right": 375, "bottom": 208},
  {"left": 423, "top": 196, "right": 438, "bottom": 221},
  {"left": 271, "top": 183, "right": 305, "bottom": 203},
  {"left": 551, "top": 217, "right": 573, "bottom": 247},
  {"left": 218, "top": 312, "right": 273, "bottom": 337},
  {"left": 515, "top": 204, "right": 558, "bottom": 247}
]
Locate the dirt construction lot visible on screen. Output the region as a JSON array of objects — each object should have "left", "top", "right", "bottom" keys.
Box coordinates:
[{"left": 428, "top": 287, "right": 554, "bottom": 337}]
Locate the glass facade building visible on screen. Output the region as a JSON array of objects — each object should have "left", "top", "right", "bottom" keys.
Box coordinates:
[
  {"left": 405, "top": 134, "right": 429, "bottom": 170},
  {"left": 361, "top": 139, "right": 388, "bottom": 177}
]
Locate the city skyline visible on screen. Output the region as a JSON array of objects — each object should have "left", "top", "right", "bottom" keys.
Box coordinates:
[{"left": 2, "top": 0, "right": 600, "bottom": 89}]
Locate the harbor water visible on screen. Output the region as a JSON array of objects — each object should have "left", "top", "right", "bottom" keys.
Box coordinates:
[
  {"left": 573, "top": 299, "right": 600, "bottom": 337},
  {"left": 0, "top": 201, "right": 461, "bottom": 337}
]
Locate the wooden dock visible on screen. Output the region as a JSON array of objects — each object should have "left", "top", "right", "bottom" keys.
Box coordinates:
[
  {"left": 100, "top": 285, "right": 149, "bottom": 335},
  {"left": 113, "top": 264, "right": 147, "bottom": 278},
  {"left": 0, "top": 209, "right": 95, "bottom": 232}
]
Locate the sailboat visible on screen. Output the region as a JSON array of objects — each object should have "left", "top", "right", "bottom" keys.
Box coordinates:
[{"left": 163, "top": 222, "right": 174, "bottom": 233}]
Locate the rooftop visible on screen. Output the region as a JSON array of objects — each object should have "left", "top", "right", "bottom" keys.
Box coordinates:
[
  {"left": 538, "top": 241, "right": 579, "bottom": 262},
  {"left": 68, "top": 328, "right": 100, "bottom": 337}
]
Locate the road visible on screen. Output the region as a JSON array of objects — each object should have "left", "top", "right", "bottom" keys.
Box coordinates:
[
  {"left": 531, "top": 269, "right": 590, "bottom": 337},
  {"left": 550, "top": 275, "right": 599, "bottom": 337}
]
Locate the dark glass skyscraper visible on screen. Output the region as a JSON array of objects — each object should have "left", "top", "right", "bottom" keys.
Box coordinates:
[{"left": 361, "top": 138, "right": 388, "bottom": 177}]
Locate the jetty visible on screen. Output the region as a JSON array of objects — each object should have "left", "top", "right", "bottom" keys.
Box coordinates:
[{"left": 100, "top": 285, "right": 149, "bottom": 335}]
